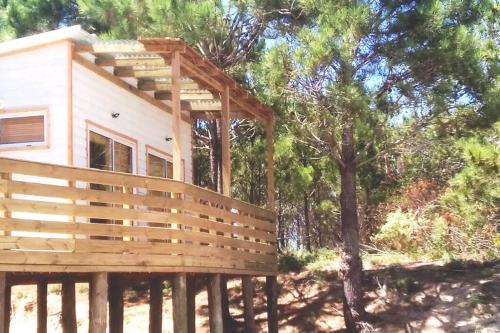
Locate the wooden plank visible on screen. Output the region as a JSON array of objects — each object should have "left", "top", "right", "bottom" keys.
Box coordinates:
[
  {"left": 89, "top": 272, "right": 108, "bottom": 333},
  {"left": 242, "top": 276, "right": 257, "bottom": 333},
  {"left": 96, "top": 56, "right": 165, "bottom": 67},
  {"left": 61, "top": 280, "right": 76, "bottom": 333},
  {"left": 0, "top": 219, "right": 276, "bottom": 254},
  {"left": 1, "top": 179, "right": 275, "bottom": 234},
  {"left": 114, "top": 66, "right": 172, "bottom": 78},
  {"left": 138, "top": 79, "right": 202, "bottom": 91},
  {"left": 37, "top": 280, "right": 47, "bottom": 333},
  {"left": 149, "top": 278, "right": 163, "bottom": 333},
  {"left": 0, "top": 264, "right": 276, "bottom": 275},
  {"left": 266, "top": 276, "right": 279, "bottom": 333},
  {"left": 0, "top": 158, "right": 185, "bottom": 193},
  {"left": 172, "top": 273, "right": 188, "bottom": 333},
  {"left": 207, "top": 274, "right": 223, "bottom": 333}
]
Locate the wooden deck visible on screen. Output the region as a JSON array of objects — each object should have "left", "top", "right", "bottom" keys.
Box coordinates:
[{"left": 0, "top": 157, "right": 277, "bottom": 275}]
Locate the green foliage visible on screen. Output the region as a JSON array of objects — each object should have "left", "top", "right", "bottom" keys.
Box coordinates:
[
  {"left": 442, "top": 122, "right": 500, "bottom": 228},
  {"left": 372, "top": 209, "right": 422, "bottom": 251}
]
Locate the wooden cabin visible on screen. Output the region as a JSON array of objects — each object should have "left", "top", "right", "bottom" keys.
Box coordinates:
[{"left": 0, "top": 26, "right": 277, "bottom": 333}]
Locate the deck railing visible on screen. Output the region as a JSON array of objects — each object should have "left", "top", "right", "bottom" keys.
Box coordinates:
[{"left": 0, "top": 158, "right": 277, "bottom": 275}]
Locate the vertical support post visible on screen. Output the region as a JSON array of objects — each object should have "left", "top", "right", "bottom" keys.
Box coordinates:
[
  {"left": 172, "top": 273, "right": 188, "bottom": 333},
  {"left": 90, "top": 272, "right": 108, "bottom": 333},
  {"left": 109, "top": 276, "right": 124, "bottom": 333},
  {"left": 149, "top": 278, "right": 163, "bottom": 333},
  {"left": 242, "top": 276, "right": 256, "bottom": 333},
  {"left": 207, "top": 274, "right": 223, "bottom": 333},
  {"left": 266, "top": 276, "right": 278, "bottom": 333},
  {"left": 0, "top": 272, "right": 8, "bottom": 333},
  {"left": 62, "top": 280, "right": 77, "bottom": 333},
  {"left": 37, "top": 280, "right": 48, "bottom": 333},
  {"left": 3, "top": 284, "right": 9, "bottom": 333},
  {"left": 266, "top": 117, "right": 275, "bottom": 209},
  {"left": 171, "top": 50, "right": 182, "bottom": 182},
  {"left": 186, "top": 275, "right": 196, "bottom": 333},
  {"left": 221, "top": 85, "right": 231, "bottom": 197}
]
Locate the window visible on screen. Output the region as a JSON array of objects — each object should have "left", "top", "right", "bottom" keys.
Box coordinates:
[
  {"left": 147, "top": 153, "right": 173, "bottom": 179},
  {"left": 0, "top": 110, "right": 48, "bottom": 149},
  {"left": 88, "top": 129, "right": 135, "bottom": 239}
]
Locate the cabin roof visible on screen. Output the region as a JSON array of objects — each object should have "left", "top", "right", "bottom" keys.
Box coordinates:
[{"left": 0, "top": 26, "right": 272, "bottom": 122}]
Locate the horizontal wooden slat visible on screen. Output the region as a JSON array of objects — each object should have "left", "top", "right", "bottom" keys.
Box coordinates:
[
  {"left": 0, "top": 236, "right": 275, "bottom": 263},
  {"left": 0, "top": 218, "right": 276, "bottom": 253}
]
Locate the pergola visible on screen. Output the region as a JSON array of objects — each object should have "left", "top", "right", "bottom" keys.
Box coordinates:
[{"left": 73, "top": 37, "right": 275, "bottom": 206}]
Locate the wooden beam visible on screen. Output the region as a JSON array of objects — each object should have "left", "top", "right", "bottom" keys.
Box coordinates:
[
  {"left": 172, "top": 273, "right": 188, "bottom": 333},
  {"left": 242, "top": 276, "right": 257, "bottom": 333},
  {"left": 138, "top": 79, "right": 202, "bottom": 91},
  {"left": 266, "top": 118, "right": 275, "bottom": 209},
  {"left": 0, "top": 272, "right": 7, "bottom": 333},
  {"left": 114, "top": 66, "right": 172, "bottom": 78},
  {"left": 171, "top": 50, "right": 183, "bottom": 181},
  {"left": 207, "top": 274, "right": 223, "bottom": 333},
  {"left": 109, "top": 277, "right": 124, "bottom": 333},
  {"left": 149, "top": 278, "right": 163, "bottom": 333},
  {"left": 90, "top": 272, "right": 108, "bottom": 333},
  {"left": 266, "top": 276, "right": 278, "bottom": 333},
  {"left": 221, "top": 85, "right": 231, "bottom": 197},
  {"left": 96, "top": 56, "right": 165, "bottom": 67},
  {"left": 37, "top": 280, "right": 48, "bottom": 333},
  {"left": 62, "top": 280, "right": 77, "bottom": 333}
]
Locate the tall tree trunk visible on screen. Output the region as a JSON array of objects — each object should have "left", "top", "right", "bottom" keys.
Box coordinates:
[
  {"left": 304, "top": 192, "right": 311, "bottom": 251},
  {"left": 339, "top": 127, "right": 366, "bottom": 332}
]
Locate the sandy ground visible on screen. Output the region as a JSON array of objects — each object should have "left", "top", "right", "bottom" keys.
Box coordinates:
[{"left": 8, "top": 261, "right": 500, "bottom": 332}]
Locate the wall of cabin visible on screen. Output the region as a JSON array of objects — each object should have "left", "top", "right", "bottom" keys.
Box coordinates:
[
  {"left": 0, "top": 42, "right": 70, "bottom": 164},
  {"left": 71, "top": 61, "right": 193, "bottom": 183}
]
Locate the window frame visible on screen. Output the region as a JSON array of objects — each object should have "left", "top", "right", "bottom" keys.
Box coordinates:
[
  {"left": 146, "top": 144, "right": 185, "bottom": 181},
  {"left": 86, "top": 121, "right": 137, "bottom": 174},
  {"left": 0, "top": 107, "right": 49, "bottom": 151}
]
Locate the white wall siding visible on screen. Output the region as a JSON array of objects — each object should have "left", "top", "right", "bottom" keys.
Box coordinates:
[
  {"left": 72, "top": 62, "right": 193, "bottom": 182},
  {"left": 0, "top": 42, "right": 69, "bottom": 164}
]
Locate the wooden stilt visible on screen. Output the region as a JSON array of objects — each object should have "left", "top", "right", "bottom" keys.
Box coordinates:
[
  {"left": 242, "top": 276, "right": 256, "bottom": 333},
  {"left": 3, "top": 284, "right": 9, "bottom": 333},
  {"left": 37, "top": 280, "right": 48, "bottom": 333},
  {"left": 149, "top": 278, "right": 163, "bottom": 333},
  {"left": 186, "top": 275, "right": 196, "bottom": 333},
  {"left": 0, "top": 272, "right": 7, "bottom": 333},
  {"left": 266, "top": 276, "right": 278, "bottom": 333},
  {"left": 220, "top": 275, "right": 231, "bottom": 333},
  {"left": 172, "top": 273, "right": 187, "bottom": 333},
  {"left": 109, "top": 276, "right": 124, "bottom": 333},
  {"left": 90, "top": 272, "right": 108, "bottom": 333},
  {"left": 61, "top": 280, "right": 77, "bottom": 333},
  {"left": 208, "top": 274, "right": 223, "bottom": 333}
]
